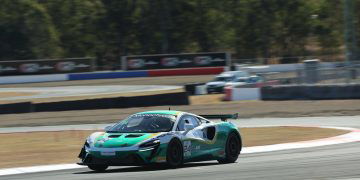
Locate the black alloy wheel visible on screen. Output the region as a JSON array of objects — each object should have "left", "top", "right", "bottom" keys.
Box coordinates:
[
  {"left": 218, "top": 132, "right": 241, "bottom": 164},
  {"left": 166, "top": 139, "right": 183, "bottom": 168},
  {"left": 87, "top": 164, "right": 109, "bottom": 172}
]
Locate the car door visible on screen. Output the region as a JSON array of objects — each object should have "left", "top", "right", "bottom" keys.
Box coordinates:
[
  {"left": 194, "top": 117, "right": 221, "bottom": 157},
  {"left": 177, "top": 114, "right": 202, "bottom": 159},
  {"left": 178, "top": 114, "right": 221, "bottom": 160}
]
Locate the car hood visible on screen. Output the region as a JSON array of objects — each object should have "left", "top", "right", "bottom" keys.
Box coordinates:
[
  {"left": 93, "top": 132, "right": 162, "bottom": 148},
  {"left": 226, "top": 82, "right": 247, "bottom": 86},
  {"left": 206, "top": 81, "right": 226, "bottom": 86}
]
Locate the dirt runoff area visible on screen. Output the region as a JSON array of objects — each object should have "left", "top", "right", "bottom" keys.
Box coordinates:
[
  {"left": 0, "top": 99, "right": 360, "bottom": 127},
  {"left": 0, "top": 92, "right": 38, "bottom": 98},
  {"left": 0, "top": 126, "right": 348, "bottom": 168}
]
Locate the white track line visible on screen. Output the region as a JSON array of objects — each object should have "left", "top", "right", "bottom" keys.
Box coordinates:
[
  {"left": 242, "top": 126, "right": 360, "bottom": 154},
  {"left": 0, "top": 126, "right": 359, "bottom": 176}
]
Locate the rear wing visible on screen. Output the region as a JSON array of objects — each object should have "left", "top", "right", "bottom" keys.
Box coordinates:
[{"left": 199, "top": 113, "right": 238, "bottom": 122}]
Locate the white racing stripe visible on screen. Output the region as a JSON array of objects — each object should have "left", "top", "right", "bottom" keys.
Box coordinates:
[{"left": 0, "top": 125, "right": 359, "bottom": 176}]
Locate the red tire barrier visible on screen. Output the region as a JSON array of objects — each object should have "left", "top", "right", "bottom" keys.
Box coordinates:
[{"left": 223, "top": 86, "right": 232, "bottom": 101}]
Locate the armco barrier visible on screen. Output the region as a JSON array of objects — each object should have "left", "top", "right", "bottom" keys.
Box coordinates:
[
  {"left": 0, "top": 102, "right": 32, "bottom": 114},
  {"left": 0, "top": 74, "right": 67, "bottom": 84},
  {"left": 68, "top": 71, "right": 148, "bottom": 80},
  {"left": 237, "top": 62, "right": 335, "bottom": 73},
  {"left": 261, "top": 84, "right": 360, "bottom": 100},
  {"left": 224, "top": 86, "right": 260, "bottom": 101},
  {"left": 148, "top": 67, "right": 225, "bottom": 77},
  {"left": 34, "top": 92, "right": 189, "bottom": 112}
]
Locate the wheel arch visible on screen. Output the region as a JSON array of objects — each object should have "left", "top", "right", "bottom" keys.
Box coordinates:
[{"left": 229, "top": 129, "right": 242, "bottom": 152}]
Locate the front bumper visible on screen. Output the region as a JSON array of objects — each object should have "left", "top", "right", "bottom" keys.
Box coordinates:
[
  {"left": 78, "top": 153, "right": 146, "bottom": 166},
  {"left": 78, "top": 144, "right": 167, "bottom": 166}
]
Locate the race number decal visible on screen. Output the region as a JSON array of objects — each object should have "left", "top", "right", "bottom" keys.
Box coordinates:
[{"left": 183, "top": 141, "right": 191, "bottom": 157}]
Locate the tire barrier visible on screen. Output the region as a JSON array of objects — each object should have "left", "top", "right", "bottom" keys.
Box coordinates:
[
  {"left": 0, "top": 102, "right": 32, "bottom": 114},
  {"left": 0, "top": 92, "right": 189, "bottom": 114},
  {"left": 34, "top": 92, "right": 189, "bottom": 112},
  {"left": 261, "top": 84, "right": 360, "bottom": 100},
  {"left": 224, "top": 87, "right": 261, "bottom": 101},
  {"left": 184, "top": 83, "right": 205, "bottom": 95}
]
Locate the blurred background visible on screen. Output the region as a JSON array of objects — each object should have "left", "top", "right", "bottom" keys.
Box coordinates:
[
  {"left": 1, "top": 0, "right": 359, "bottom": 69},
  {"left": 1, "top": 1, "right": 360, "bottom": 177}
]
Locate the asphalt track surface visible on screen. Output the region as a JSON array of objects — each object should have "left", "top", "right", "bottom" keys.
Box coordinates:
[{"left": 1, "top": 116, "right": 360, "bottom": 180}]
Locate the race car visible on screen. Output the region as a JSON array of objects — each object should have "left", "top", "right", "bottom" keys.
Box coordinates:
[{"left": 78, "top": 110, "right": 242, "bottom": 171}]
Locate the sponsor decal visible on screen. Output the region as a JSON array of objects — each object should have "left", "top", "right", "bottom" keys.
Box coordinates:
[
  {"left": 128, "top": 59, "right": 145, "bottom": 69},
  {"left": 161, "top": 57, "right": 179, "bottom": 67},
  {"left": 76, "top": 63, "right": 91, "bottom": 68},
  {"left": 157, "top": 132, "right": 174, "bottom": 138},
  {"left": 123, "top": 52, "right": 228, "bottom": 70},
  {"left": 183, "top": 141, "right": 192, "bottom": 156},
  {"left": 19, "top": 63, "right": 40, "bottom": 73},
  {"left": 131, "top": 114, "right": 175, "bottom": 118},
  {"left": 179, "top": 59, "right": 192, "bottom": 64},
  {"left": 194, "top": 56, "right": 212, "bottom": 65},
  {"left": 0, "top": 66, "right": 16, "bottom": 72},
  {"left": 156, "top": 156, "right": 166, "bottom": 162},
  {"left": 212, "top": 58, "right": 225, "bottom": 62},
  {"left": 1, "top": 58, "right": 93, "bottom": 75},
  {"left": 56, "top": 61, "right": 76, "bottom": 71},
  {"left": 145, "top": 61, "right": 158, "bottom": 65}
]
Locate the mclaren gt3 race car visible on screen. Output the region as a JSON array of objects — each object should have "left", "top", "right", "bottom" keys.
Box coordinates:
[{"left": 78, "top": 110, "right": 242, "bottom": 171}]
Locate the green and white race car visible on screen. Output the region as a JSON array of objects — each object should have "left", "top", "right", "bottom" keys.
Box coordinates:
[{"left": 78, "top": 110, "right": 242, "bottom": 171}]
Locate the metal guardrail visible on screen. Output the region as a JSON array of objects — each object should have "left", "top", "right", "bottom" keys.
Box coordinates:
[{"left": 261, "top": 66, "right": 360, "bottom": 85}]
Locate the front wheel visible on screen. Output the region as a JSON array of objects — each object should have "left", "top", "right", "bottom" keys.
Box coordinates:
[
  {"left": 87, "top": 164, "right": 108, "bottom": 172},
  {"left": 218, "top": 132, "right": 241, "bottom": 164},
  {"left": 166, "top": 139, "right": 183, "bottom": 168}
]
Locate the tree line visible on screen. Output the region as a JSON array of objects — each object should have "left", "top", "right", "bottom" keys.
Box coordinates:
[{"left": 0, "top": 0, "right": 357, "bottom": 66}]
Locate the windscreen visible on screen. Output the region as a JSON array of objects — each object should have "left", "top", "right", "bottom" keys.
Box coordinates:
[
  {"left": 107, "top": 114, "right": 176, "bottom": 133},
  {"left": 214, "top": 76, "right": 234, "bottom": 82}
]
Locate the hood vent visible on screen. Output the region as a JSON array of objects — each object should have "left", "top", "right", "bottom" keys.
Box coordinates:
[
  {"left": 108, "top": 134, "right": 122, "bottom": 138},
  {"left": 125, "top": 134, "right": 144, "bottom": 138}
]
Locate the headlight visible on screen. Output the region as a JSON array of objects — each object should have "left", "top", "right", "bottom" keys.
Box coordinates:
[
  {"left": 139, "top": 139, "right": 160, "bottom": 149},
  {"left": 86, "top": 137, "right": 93, "bottom": 147}
]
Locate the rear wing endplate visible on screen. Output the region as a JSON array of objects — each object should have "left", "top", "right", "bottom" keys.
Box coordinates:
[{"left": 199, "top": 113, "right": 238, "bottom": 122}]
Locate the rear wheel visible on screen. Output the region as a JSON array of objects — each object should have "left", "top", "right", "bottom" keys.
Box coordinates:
[
  {"left": 87, "top": 164, "right": 108, "bottom": 172},
  {"left": 166, "top": 139, "right": 183, "bottom": 168},
  {"left": 218, "top": 132, "right": 241, "bottom": 164}
]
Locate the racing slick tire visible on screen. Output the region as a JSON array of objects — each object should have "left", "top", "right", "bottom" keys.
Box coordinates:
[
  {"left": 87, "top": 164, "right": 108, "bottom": 172},
  {"left": 166, "top": 138, "right": 183, "bottom": 168},
  {"left": 218, "top": 131, "right": 241, "bottom": 164}
]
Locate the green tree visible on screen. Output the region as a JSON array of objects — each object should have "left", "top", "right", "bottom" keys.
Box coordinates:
[
  {"left": 0, "top": 0, "right": 62, "bottom": 60},
  {"left": 38, "top": 0, "right": 104, "bottom": 57},
  {"left": 308, "top": 0, "right": 343, "bottom": 58}
]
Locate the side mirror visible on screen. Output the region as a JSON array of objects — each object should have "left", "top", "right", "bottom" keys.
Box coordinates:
[{"left": 104, "top": 125, "right": 112, "bottom": 131}]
